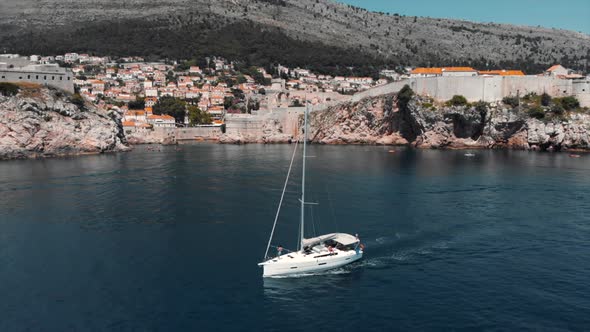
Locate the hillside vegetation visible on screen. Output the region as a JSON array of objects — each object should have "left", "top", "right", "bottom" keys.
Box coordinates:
[{"left": 1, "top": 0, "right": 589, "bottom": 74}]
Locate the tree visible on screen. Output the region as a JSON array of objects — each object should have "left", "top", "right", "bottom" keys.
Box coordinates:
[
  {"left": 128, "top": 97, "right": 145, "bottom": 110},
  {"left": 224, "top": 96, "right": 235, "bottom": 109},
  {"left": 153, "top": 96, "right": 186, "bottom": 123},
  {"left": 188, "top": 105, "right": 212, "bottom": 125},
  {"left": 397, "top": 85, "right": 414, "bottom": 111},
  {"left": 541, "top": 92, "right": 551, "bottom": 107},
  {"left": 236, "top": 74, "right": 247, "bottom": 84},
  {"left": 0, "top": 83, "right": 20, "bottom": 96},
  {"left": 166, "top": 70, "right": 176, "bottom": 83}
]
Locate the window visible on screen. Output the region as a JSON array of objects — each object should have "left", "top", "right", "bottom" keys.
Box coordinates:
[
  {"left": 36, "top": 75, "right": 39, "bottom": 80},
  {"left": 27, "top": 75, "right": 31, "bottom": 79},
  {"left": 18, "top": 76, "right": 22, "bottom": 79},
  {"left": 52, "top": 76, "right": 55, "bottom": 80},
  {"left": 44, "top": 76, "right": 47, "bottom": 80},
  {"left": 67, "top": 77, "right": 70, "bottom": 80},
  {"left": 60, "top": 77, "right": 62, "bottom": 81},
  {"left": 1, "top": 76, "right": 4, "bottom": 79}
]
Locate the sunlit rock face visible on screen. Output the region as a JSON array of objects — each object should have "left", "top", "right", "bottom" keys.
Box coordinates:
[{"left": 0, "top": 86, "right": 128, "bottom": 160}]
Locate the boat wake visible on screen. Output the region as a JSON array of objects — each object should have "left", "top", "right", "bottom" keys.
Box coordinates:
[
  {"left": 356, "top": 237, "right": 452, "bottom": 270},
  {"left": 264, "top": 235, "right": 454, "bottom": 281}
]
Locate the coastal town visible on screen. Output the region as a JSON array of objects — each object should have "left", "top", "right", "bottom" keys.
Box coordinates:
[
  {"left": 1, "top": 52, "right": 589, "bottom": 143},
  {"left": 0, "top": 53, "right": 392, "bottom": 129}
]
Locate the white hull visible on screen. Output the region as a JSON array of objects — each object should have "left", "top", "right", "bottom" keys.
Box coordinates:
[{"left": 259, "top": 249, "right": 363, "bottom": 277}]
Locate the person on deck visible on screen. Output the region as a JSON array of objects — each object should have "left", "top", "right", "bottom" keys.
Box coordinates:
[{"left": 277, "top": 245, "right": 284, "bottom": 258}]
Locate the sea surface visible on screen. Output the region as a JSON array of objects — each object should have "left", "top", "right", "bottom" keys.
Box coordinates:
[{"left": 1, "top": 144, "right": 589, "bottom": 331}]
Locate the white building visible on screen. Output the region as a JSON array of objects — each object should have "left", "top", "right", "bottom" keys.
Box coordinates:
[
  {"left": 545, "top": 65, "right": 569, "bottom": 77},
  {"left": 64, "top": 53, "right": 80, "bottom": 63},
  {"left": 147, "top": 114, "right": 176, "bottom": 128},
  {"left": 145, "top": 88, "right": 159, "bottom": 97},
  {"left": 0, "top": 57, "right": 75, "bottom": 93},
  {"left": 441, "top": 67, "right": 478, "bottom": 77}
]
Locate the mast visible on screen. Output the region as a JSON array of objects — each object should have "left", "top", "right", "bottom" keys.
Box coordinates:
[{"left": 299, "top": 103, "right": 308, "bottom": 251}]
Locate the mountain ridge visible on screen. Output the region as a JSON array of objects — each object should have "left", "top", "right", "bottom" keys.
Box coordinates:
[{"left": 1, "top": 0, "right": 589, "bottom": 74}]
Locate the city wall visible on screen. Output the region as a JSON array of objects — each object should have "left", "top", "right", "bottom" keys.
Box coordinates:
[
  {"left": 0, "top": 62, "right": 75, "bottom": 93},
  {"left": 225, "top": 108, "right": 304, "bottom": 138},
  {"left": 175, "top": 127, "right": 222, "bottom": 140},
  {"left": 353, "top": 77, "right": 590, "bottom": 107},
  {"left": 125, "top": 127, "right": 223, "bottom": 144}
]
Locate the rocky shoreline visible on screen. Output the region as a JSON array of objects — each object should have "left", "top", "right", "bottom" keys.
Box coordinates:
[
  {"left": 219, "top": 93, "right": 590, "bottom": 152},
  {"left": 0, "top": 85, "right": 129, "bottom": 160},
  {"left": 2, "top": 86, "right": 589, "bottom": 161}
]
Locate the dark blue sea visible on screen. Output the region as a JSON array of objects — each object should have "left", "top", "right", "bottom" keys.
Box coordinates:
[{"left": 1, "top": 144, "right": 589, "bottom": 331}]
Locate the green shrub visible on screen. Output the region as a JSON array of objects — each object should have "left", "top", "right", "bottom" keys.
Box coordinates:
[
  {"left": 448, "top": 95, "right": 468, "bottom": 106},
  {"left": 474, "top": 101, "right": 488, "bottom": 113},
  {"left": 522, "top": 92, "right": 539, "bottom": 103},
  {"left": 527, "top": 106, "right": 545, "bottom": 119},
  {"left": 502, "top": 96, "right": 519, "bottom": 108},
  {"left": 0, "top": 82, "right": 20, "bottom": 96},
  {"left": 550, "top": 103, "right": 564, "bottom": 115},
  {"left": 69, "top": 93, "right": 86, "bottom": 109},
  {"left": 559, "top": 96, "right": 580, "bottom": 111}
]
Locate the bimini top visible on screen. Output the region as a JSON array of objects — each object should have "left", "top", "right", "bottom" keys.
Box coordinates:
[{"left": 302, "top": 233, "right": 359, "bottom": 247}]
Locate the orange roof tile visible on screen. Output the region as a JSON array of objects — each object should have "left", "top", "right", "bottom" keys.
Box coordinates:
[
  {"left": 126, "top": 110, "right": 146, "bottom": 116},
  {"left": 122, "top": 121, "right": 136, "bottom": 127},
  {"left": 148, "top": 114, "right": 175, "bottom": 120},
  {"left": 410, "top": 68, "right": 443, "bottom": 74},
  {"left": 479, "top": 70, "right": 525, "bottom": 76},
  {"left": 547, "top": 65, "right": 563, "bottom": 72},
  {"left": 442, "top": 67, "right": 477, "bottom": 72}
]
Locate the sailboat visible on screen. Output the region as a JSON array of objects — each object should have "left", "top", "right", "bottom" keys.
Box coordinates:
[{"left": 258, "top": 104, "right": 364, "bottom": 277}]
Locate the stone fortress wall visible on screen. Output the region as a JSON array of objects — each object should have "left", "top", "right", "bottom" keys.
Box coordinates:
[
  {"left": 0, "top": 55, "right": 75, "bottom": 93},
  {"left": 353, "top": 76, "right": 590, "bottom": 107}
]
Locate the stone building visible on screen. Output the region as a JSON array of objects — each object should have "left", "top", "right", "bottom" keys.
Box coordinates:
[{"left": 0, "top": 55, "right": 74, "bottom": 93}]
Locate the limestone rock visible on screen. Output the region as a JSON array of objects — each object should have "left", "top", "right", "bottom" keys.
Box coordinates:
[
  {"left": 0, "top": 86, "right": 128, "bottom": 160},
  {"left": 305, "top": 93, "right": 590, "bottom": 151}
]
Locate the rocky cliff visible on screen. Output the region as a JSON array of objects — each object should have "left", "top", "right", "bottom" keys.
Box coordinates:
[
  {"left": 221, "top": 93, "right": 590, "bottom": 151},
  {"left": 0, "top": 85, "right": 128, "bottom": 160},
  {"left": 307, "top": 94, "right": 590, "bottom": 151}
]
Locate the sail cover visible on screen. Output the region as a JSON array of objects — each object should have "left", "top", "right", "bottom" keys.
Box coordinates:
[{"left": 302, "top": 233, "right": 359, "bottom": 247}]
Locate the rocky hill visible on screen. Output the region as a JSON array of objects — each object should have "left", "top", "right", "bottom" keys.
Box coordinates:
[
  {"left": 304, "top": 94, "right": 590, "bottom": 151},
  {"left": 220, "top": 93, "right": 590, "bottom": 152},
  {"left": 0, "top": 84, "right": 128, "bottom": 160},
  {"left": 1, "top": 0, "right": 589, "bottom": 74}
]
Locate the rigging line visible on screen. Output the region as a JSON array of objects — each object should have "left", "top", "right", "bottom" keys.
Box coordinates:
[
  {"left": 310, "top": 204, "right": 317, "bottom": 238},
  {"left": 263, "top": 139, "right": 300, "bottom": 260}
]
